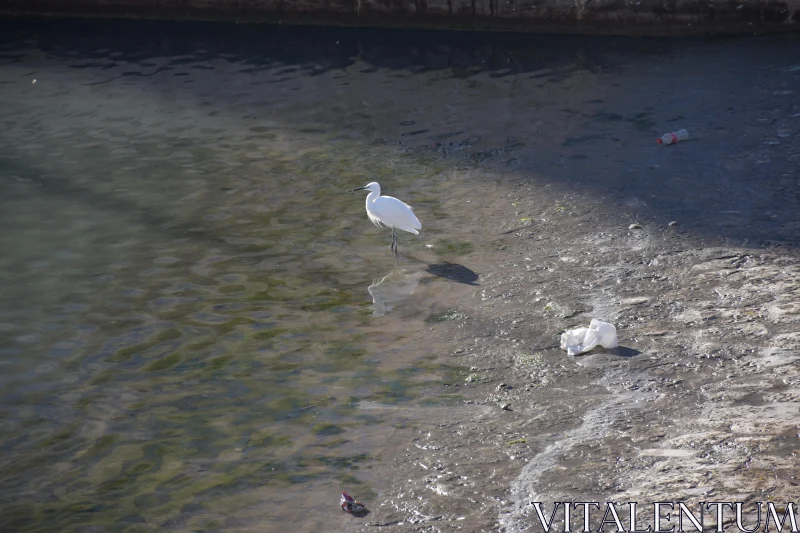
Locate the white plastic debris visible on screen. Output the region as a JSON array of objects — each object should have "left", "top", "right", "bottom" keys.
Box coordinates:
[
  {"left": 657, "top": 128, "right": 689, "bottom": 145},
  {"left": 560, "top": 319, "right": 618, "bottom": 356}
]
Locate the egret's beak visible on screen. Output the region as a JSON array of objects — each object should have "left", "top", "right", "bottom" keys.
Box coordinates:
[{"left": 352, "top": 187, "right": 367, "bottom": 192}]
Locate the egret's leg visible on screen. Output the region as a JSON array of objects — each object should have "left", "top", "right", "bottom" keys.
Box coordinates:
[{"left": 391, "top": 228, "right": 398, "bottom": 260}]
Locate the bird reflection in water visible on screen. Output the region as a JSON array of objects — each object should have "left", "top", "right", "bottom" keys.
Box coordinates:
[{"left": 367, "top": 269, "right": 424, "bottom": 316}]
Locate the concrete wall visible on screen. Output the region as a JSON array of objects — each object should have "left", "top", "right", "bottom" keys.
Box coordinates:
[{"left": 1, "top": 0, "right": 798, "bottom": 34}]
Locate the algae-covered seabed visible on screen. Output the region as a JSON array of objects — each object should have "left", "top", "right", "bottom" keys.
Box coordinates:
[{"left": 1, "top": 19, "right": 799, "bottom": 533}]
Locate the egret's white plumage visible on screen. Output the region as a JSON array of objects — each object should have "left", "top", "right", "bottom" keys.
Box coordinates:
[{"left": 353, "top": 181, "right": 421, "bottom": 257}]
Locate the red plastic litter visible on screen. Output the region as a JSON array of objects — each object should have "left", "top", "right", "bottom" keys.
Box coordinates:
[{"left": 340, "top": 491, "right": 366, "bottom": 514}]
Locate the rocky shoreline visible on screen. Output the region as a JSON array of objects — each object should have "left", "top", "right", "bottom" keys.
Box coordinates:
[{"left": 342, "top": 172, "right": 800, "bottom": 531}]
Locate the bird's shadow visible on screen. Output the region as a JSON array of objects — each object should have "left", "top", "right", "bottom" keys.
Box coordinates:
[{"left": 426, "top": 262, "right": 479, "bottom": 285}]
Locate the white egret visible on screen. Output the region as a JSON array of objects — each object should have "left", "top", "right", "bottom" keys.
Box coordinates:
[{"left": 352, "top": 181, "right": 421, "bottom": 258}]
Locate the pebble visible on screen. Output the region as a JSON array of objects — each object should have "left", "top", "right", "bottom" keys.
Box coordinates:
[
  {"left": 668, "top": 221, "right": 678, "bottom": 227},
  {"left": 629, "top": 223, "right": 643, "bottom": 229},
  {"left": 501, "top": 404, "right": 512, "bottom": 411}
]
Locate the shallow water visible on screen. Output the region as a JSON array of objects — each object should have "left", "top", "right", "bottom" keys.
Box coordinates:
[
  {"left": 0, "top": 20, "right": 489, "bottom": 532},
  {"left": 2, "top": 17, "right": 799, "bottom": 533}
]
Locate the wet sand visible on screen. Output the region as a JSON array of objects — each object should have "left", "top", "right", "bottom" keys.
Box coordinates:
[{"left": 333, "top": 34, "right": 800, "bottom": 533}]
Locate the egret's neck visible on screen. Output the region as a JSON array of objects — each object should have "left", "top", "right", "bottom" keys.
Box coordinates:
[{"left": 366, "top": 189, "right": 380, "bottom": 203}]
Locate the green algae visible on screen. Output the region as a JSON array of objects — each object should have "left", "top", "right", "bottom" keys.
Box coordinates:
[
  {"left": 0, "top": 71, "right": 473, "bottom": 533},
  {"left": 144, "top": 353, "right": 181, "bottom": 372}
]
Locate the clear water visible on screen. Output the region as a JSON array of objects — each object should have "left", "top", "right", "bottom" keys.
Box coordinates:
[{"left": 0, "top": 19, "right": 491, "bottom": 532}]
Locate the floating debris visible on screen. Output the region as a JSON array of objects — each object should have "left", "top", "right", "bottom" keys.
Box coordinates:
[
  {"left": 340, "top": 491, "right": 367, "bottom": 515},
  {"left": 657, "top": 128, "right": 689, "bottom": 145}
]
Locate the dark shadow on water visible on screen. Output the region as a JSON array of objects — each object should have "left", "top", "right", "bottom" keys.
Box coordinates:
[
  {"left": 426, "top": 263, "right": 479, "bottom": 286},
  {"left": 0, "top": 16, "right": 672, "bottom": 77},
  {"left": 0, "top": 18, "right": 798, "bottom": 250}
]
